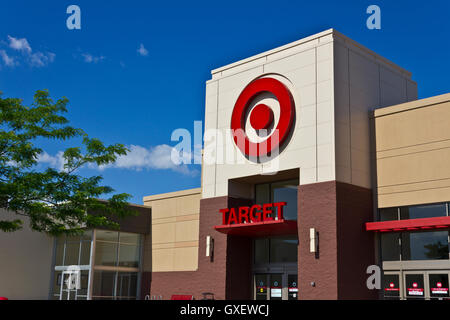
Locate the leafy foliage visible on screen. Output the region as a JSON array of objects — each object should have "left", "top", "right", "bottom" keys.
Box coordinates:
[{"left": 0, "top": 90, "right": 134, "bottom": 235}]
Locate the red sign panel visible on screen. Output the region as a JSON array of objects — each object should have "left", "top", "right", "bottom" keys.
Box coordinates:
[{"left": 219, "top": 202, "right": 287, "bottom": 225}]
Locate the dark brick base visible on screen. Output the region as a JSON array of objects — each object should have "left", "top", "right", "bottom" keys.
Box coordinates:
[
  {"left": 143, "top": 181, "right": 377, "bottom": 300},
  {"left": 298, "top": 180, "right": 377, "bottom": 300}
]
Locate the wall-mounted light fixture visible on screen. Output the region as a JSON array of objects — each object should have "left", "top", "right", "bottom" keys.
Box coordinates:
[
  {"left": 206, "top": 235, "right": 214, "bottom": 260},
  {"left": 309, "top": 228, "right": 318, "bottom": 253}
]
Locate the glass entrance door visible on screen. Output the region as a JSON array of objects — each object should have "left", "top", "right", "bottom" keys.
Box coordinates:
[
  {"left": 59, "top": 271, "right": 79, "bottom": 300},
  {"left": 428, "top": 272, "right": 450, "bottom": 300},
  {"left": 255, "top": 274, "right": 268, "bottom": 300},
  {"left": 253, "top": 272, "right": 297, "bottom": 300},
  {"left": 383, "top": 271, "right": 450, "bottom": 300},
  {"left": 287, "top": 274, "right": 298, "bottom": 300},
  {"left": 404, "top": 273, "right": 425, "bottom": 300},
  {"left": 404, "top": 271, "right": 450, "bottom": 300},
  {"left": 269, "top": 274, "right": 282, "bottom": 300}
]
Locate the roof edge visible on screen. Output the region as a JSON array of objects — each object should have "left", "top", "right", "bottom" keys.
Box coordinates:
[
  {"left": 143, "top": 187, "right": 202, "bottom": 202},
  {"left": 373, "top": 93, "right": 450, "bottom": 117}
]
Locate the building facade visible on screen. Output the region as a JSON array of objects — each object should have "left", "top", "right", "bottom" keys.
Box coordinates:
[
  {"left": 1, "top": 29, "right": 449, "bottom": 300},
  {"left": 142, "top": 29, "right": 449, "bottom": 300}
]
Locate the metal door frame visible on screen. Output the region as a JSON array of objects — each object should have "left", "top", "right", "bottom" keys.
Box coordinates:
[
  {"left": 252, "top": 264, "right": 297, "bottom": 300},
  {"left": 59, "top": 270, "right": 78, "bottom": 300}
]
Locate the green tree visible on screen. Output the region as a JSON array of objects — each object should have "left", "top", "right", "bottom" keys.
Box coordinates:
[{"left": 0, "top": 90, "right": 134, "bottom": 235}]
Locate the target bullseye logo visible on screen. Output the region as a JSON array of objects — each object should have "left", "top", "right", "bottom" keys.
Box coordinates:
[
  {"left": 249, "top": 104, "right": 274, "bottom": 131},
  {"left": 231, "top": 77, "right": 295, "bottom": 157}
]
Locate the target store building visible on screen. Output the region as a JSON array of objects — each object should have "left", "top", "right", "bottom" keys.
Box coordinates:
[
  {"left": 4, "top": 27, "right": 445, "bottom": 301},
  {"left": 136, "top": 29, "right": 445, "bottom": 300},
  {"left": 139, "top": 28, "right": 450, "bottom": 300},
  {"left": 140, "top": 29, "right": 450, "bottom": 300},
  {"left": 2, "top": 28, "right": 449, "bottom": 301}
]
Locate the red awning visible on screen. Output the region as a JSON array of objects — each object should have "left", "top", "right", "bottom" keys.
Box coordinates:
[
  {"left": 366, "top": 216, "right": 450, "bottom": 233},
  {"left": 214, "top": 219, "right": 297, "bottom": 237}
]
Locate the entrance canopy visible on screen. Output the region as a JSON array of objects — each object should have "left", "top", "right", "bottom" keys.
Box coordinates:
[
  {"left": 366, "top": 216, "right": 450, "bottom": 233},
  {"left": 214, "top": 219, "right": 297, "bottom": 237}
]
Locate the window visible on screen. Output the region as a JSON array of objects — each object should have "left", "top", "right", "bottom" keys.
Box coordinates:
[
  {"left": 254, "top": 236, "right": 298, "bottom": 264},
  {"left": 270, "top": 237, "right": 298, "bottom": 263},
  {"left": 51, "top": 229, "right": 141, "bottom": 300},
  {"left": 429, "top": 274, "right": 450, "bottom": 299},
  {"left": 272, "top": 181, "right": 298, "bottom": 221},
  {"left": 116, "top": 272, "right": 138, "bottom": 299},
  {"left": 379, "top": 208, "right": 398, "bottom": 221},
  {"left": 381, "top": 233, "right": 400, "bottom": 261},
  {"left": 54, "top": 230, "right": 92, "bottom": 266},
  {"left": 405, "top": 274, "right": 425, "bottom": 299},
  {"left": 381, "top": 230, "right": 450, "bottom": 262},
  {"left": 383, "top": 274, "right": 400, "bottom": 300},
  {"left": 94, "top": 230, "right": 141, "bottom": 268},
  {"left": 400, "top": 203, "right": 446, "bottom": 220},
  {"left": 379, "top": 203, "right": 448, "bottom": 221},
  {"left": 254, "top": 239, "right": 270, "bottom": 264},
  {"left": 255, "top": 179, "right": 298, "bottom": 221},
  {"left": 93, "top": 270, "right": 116, "bottom": 298},
  {"left": 401, "top": 231, "right": 449, "bottom": 260},
  {"left": 95, "top": 241, "right": 118, "bottom": 266},
  {"left": 92, "top": 270, "right": 139, "bottom": 300},
  {"left": 118, "top": 233, "right": 141, "bottom": 268}
]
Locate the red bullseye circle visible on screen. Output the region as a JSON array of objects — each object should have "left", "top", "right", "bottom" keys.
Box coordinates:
[
  {"left": 250, "top": 104, "right": 274, "bottom": 130},
  {"left": 231, "top": 77, "right": 295, "bottom": 157}
]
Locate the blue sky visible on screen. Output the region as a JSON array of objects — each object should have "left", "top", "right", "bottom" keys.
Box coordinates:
[{"left": 0, "top": 0, "right": 448, "bottom": 204}]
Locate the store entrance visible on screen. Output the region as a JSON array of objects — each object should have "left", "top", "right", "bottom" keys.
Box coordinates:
[
  {"left": 252, "top": 236, "right": 298, "bottom": 300},
  {"left": 254, "top": 272, "right": 298, "bottom": 300}
]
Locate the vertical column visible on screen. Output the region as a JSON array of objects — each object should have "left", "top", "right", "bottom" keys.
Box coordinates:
[
  {"left": 197, "top": 196, "right": 229, "bottom": 299},
  {"left": 336, "top": 181, "right": 377, "bottom": 299},
  {"left": 298, "top": 181, "right": 339, "bottom": 299}
]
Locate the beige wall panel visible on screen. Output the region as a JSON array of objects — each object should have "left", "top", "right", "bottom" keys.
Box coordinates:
[
  {"left": 379, "top": 178, "right": 450, "bottom": 197},
  {"left": 377, "top": 139, "right": 450, "bottom": 159},
  {"left": 176, "top": 214, "right": 199, "bottom": 222},
  {"left": 175, "top": 220, "right": 200, "bottom": 243},
  {"left": 175, "top": 194, "right": 200, "bottom": 216},
  {"left": 152, "top": 248, "right": 174, "bottom": 272},
  {"left": 375, "top": 94, "right": 450, "bottom": 207},
  {"left": 152, "top": 217, "right": 176, "bottom": 225},
  {"left": 377, "top": 148, "right": 450, "bottom": 187},
  {"left": 143, "top": 188, "right": 200, "bottom": 272},
  {"left": 376, "top": 101, "right": 450, "bottom": 151},
  {"left": 173, "top": 247, "right": 199, "bottom": 271},
  {"left": 150, "top": 199, "right": 177, "bottom": 220},
  {"left": 151, "top": 222, "right": 176, "bottom": 244},
  {"left": 379, "top": 186, "right": 450, "bottom": 208}
]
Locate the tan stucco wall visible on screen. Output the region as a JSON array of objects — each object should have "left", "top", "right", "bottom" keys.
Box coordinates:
[
  {"left": 0, "top": 209, "right": 53, "bottom": 299},
  {"left": 374, "top": 93, "right": 450, "bottom": 207},
  {"left": 142, "top": 188, "right": 201, "bottom": 272}
]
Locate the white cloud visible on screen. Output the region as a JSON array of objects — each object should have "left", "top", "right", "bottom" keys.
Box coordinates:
[
  {"left": 100, "top": 144, "right": 198, "bottom": 176},
  {"left": 37, "top": 144, "right": 199, "bottom": 176},
  {"left": 0, "top": 50, "right": 16, "bottom": 67},
  {"left": 137, "top": 43, "right": 148, "bottom": 56},
  {"left": 36, "top": 151, "right": 66, "bottom": 171},
  {"left": 29, "top": 51, "right": 55, "bottom": 67},
  {"left": 82, "top": 53, "right": 105, "bottom": 63},
  {"left": 7, "top": 35, "right": 31, "bottom": 53},
  {"left": 2, "top": 35, "right": 55, "bottom": 68}
]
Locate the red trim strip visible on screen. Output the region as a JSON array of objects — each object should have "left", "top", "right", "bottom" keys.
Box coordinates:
[{"left": 366, "top": 216, "right": 450, "bottom": 232}]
